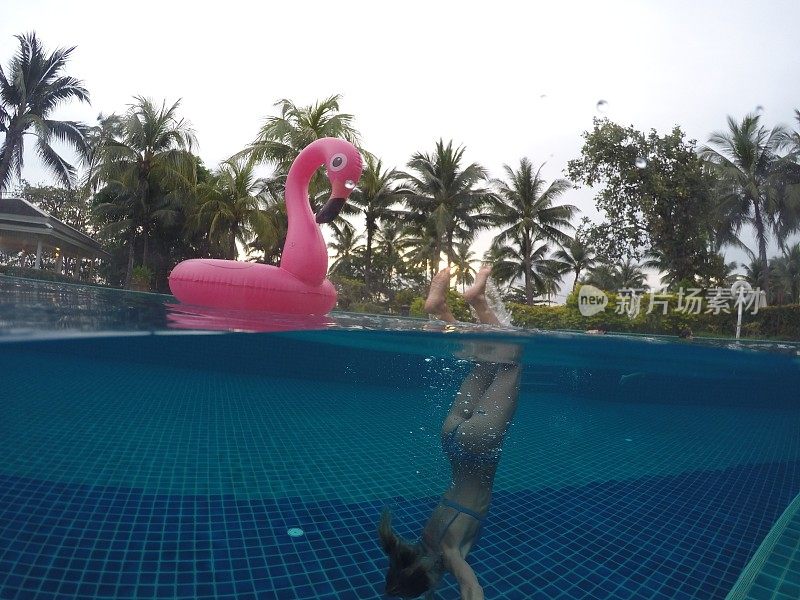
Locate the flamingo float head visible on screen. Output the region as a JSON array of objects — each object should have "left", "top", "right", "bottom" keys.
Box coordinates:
[{"left": 315, "top": 138, "right": 364, "bottom": 224}]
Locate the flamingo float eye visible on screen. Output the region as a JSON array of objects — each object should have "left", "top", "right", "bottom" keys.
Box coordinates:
[{"left": 329, "top": 153, "right": 347, "bottom": 172}]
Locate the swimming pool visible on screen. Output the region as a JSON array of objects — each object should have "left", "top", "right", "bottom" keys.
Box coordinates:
[{"left": 1, "top": 276, "right": 799, "bottom": 599}]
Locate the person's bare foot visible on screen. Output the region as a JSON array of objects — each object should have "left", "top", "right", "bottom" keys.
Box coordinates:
[
  {"left": 463, "top": 265, "right": 501, "bottom": 325},
  {"left": 424, "top": 268, "right": 456, "bottom": 323}
]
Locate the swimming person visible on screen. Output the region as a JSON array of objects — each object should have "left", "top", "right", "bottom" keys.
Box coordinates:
[{"left": 378, "top": 266, "right": 522, "bottom": 600}]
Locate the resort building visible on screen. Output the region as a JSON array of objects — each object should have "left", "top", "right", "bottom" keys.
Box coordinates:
[{"left": 0, "top": 195, "right": 108, "bottom": 277}]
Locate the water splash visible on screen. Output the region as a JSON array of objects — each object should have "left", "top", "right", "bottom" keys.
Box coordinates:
[{"left": 484, "top": 278, "right": 513, "bottom": 327}]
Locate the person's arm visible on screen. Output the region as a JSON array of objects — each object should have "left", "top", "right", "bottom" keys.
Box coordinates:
[{"left": 446, "top": 552, "right": 484, "bottom": 600}]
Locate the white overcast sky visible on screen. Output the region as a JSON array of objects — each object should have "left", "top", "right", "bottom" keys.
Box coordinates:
[{"left": 3, "top": 0, "right": 800, "bottom": 295}]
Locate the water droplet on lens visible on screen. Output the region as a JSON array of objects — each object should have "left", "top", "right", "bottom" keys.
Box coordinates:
[
  {"left": 344, "top": 179, "right": 356, "bottom": 189},
  {"left": 756, "top": 105, "right": 764, "bottom": 113},
  {"left": 596, "top": 99, "right": 608, "bottom": 112},
  {"left": 635, "top": 157, "right": 647, "bottom": 168}
]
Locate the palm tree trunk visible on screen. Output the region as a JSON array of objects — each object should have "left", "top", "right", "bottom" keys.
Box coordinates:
[
  {"left": 365, "top": 217, "right": 374, "bottom": 297},
  {"left": 522, "top": 235, "right": 534, "bottom": 304},
  {"left": 142, "top": 223, "right": 149, "bottom": 270},
  {"left": 229, "top": 232, "right": 237, "bottom": 261},
  {"left": 446, "top": 231, "right": 454, "bottom": 270},
  {"left": 753, "top": 200, "right": 770, "bottom": 297},
  {"left": 0, "top": 125, "right": 23, "bottom": 193},
  {"left": 573, "top": 267, "right": 581, "bottom": 292},
  {"left": 124, "top": 232, "right": 136, "bottom": 288},
  {"left": 524, "top": 260, "right": 534, "bottom": 304}
]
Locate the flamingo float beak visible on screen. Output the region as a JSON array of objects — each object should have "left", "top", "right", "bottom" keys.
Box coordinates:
[{"left": 315, "top": 197, "right": 346, "bottom": 224}]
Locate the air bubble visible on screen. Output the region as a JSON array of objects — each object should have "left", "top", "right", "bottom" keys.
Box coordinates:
[
  {"left": 344, "top": 180, "right": 356, "bottom": 189},
  {"left": 635, "top": 157, "right": 647, "bottom": 169},
  {"left": 596, "top": 99, "right": 608, "bottom": 112},
  {"left": 287, "top": 528, "right": 304, "bottom": 537}
]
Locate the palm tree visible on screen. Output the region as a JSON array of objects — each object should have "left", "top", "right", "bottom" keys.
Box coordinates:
[
  {"left": 195, "top": 158, "right": 274, "bottom": 260},
  {"left": 770, "top": 243, "right": 800, "bottom": 304},
  {"left": 245, "top": 203, "right": 288, "bottom": 265},
  {"left": 373, "top": 220, "right": 413, "bottom": 292},
  {"left": 554, "top": 238, "right": 597, "bottom": 292},
  {"left": 347, "top": 155, "right": 405, "bottom": 295},
  {"left": 95, "top": 97, "right": 196, "bottom": 286},
  {"left": 452, "top": 241, "right": 478, "bottom": 292},
  {"left": 490, "top": 158, "right": 577, "bottom": 303},
  {"left": 81, "top": 113, "right": 123, "bottom": 197},
  {"left": 400, "top": 218, "right": 441, "bottom": 280},
  {"left": 743, "top": 257, "right": 766, "bottom": 289},
  {"left": 329, "top": 221, "right": 364, "bottom": 275},
  {"left": 486, "top": 235, "right": 561, "bottom": 304},
  {"left": 0, "top": 32, "right": 90, "bottom": 192},
  {"left": 238, "top": 95, "right": 361, "bottom": 206},
  {"left": 773, "top": 110, "right": 800, "bottom": 248},
  {"left": 584, "top": 258, "right": 647, "bottom": 291},
  {"left": 701, "top": 113, "right": 788, "bottom": 296},
  {"left": 402, "top": 139, "right": 494, "bottom": 270}
]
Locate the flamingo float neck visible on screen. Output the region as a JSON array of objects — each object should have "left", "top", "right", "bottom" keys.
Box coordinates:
[{"left": 280, "top": 142, "right": 332, "bottom": 286}]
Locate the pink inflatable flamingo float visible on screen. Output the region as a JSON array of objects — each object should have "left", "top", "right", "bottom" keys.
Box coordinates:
[{"left": 168, "top": 138, "right": 363, "bottom": 314}]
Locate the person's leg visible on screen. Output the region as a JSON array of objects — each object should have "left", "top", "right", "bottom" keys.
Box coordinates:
[
  {"left": 425, "top": 267, "right": 500, "bottom": 432},
  {"left": 456, "top": 360, "right": 522, "bottom": 453},
  {"left": 424, "top": 268, "right": 456, "bottom": 323},
  {"left": 428, "top": 264, "right": 519, "bottom": 444},
  {"left": 441, "top": 361, "right": 501, "bottom": 435},
  {"left": 464, "top": 266, "right": 502, "bottom": 326}
]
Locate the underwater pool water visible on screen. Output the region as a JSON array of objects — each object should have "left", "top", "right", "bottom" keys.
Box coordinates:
[{"left": 1, "top": 276, "right": 799, "bottom": 599}]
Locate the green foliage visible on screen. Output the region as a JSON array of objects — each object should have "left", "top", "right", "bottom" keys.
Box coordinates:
[
  {"left": 16, "top": 181, "right": 92, "bottom": 233},
  {"left": 194, "top": 158, "right": 275, "bottom": 260},
  {"left": 131, "top": 265, "right": 152, "bottom": 283},
  {"left": 330, "top": 275, "right": 366, "bottom": 310},
  {"left": 567, "top": 119, "right": 716, "bottom": 282},
  {"left": 756, "top": 305, "right": 800, "bottom": 339}
]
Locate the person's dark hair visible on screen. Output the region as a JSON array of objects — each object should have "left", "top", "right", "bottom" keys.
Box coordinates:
[
  {"left": 596, "top": 323, "right": 609, "bottom": 333},
  {"left": 679, "top": 327, "right": 693, "bottom": 339},
  {"left": 378, "top": 509, "right": 440, "bottom": 598}
]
